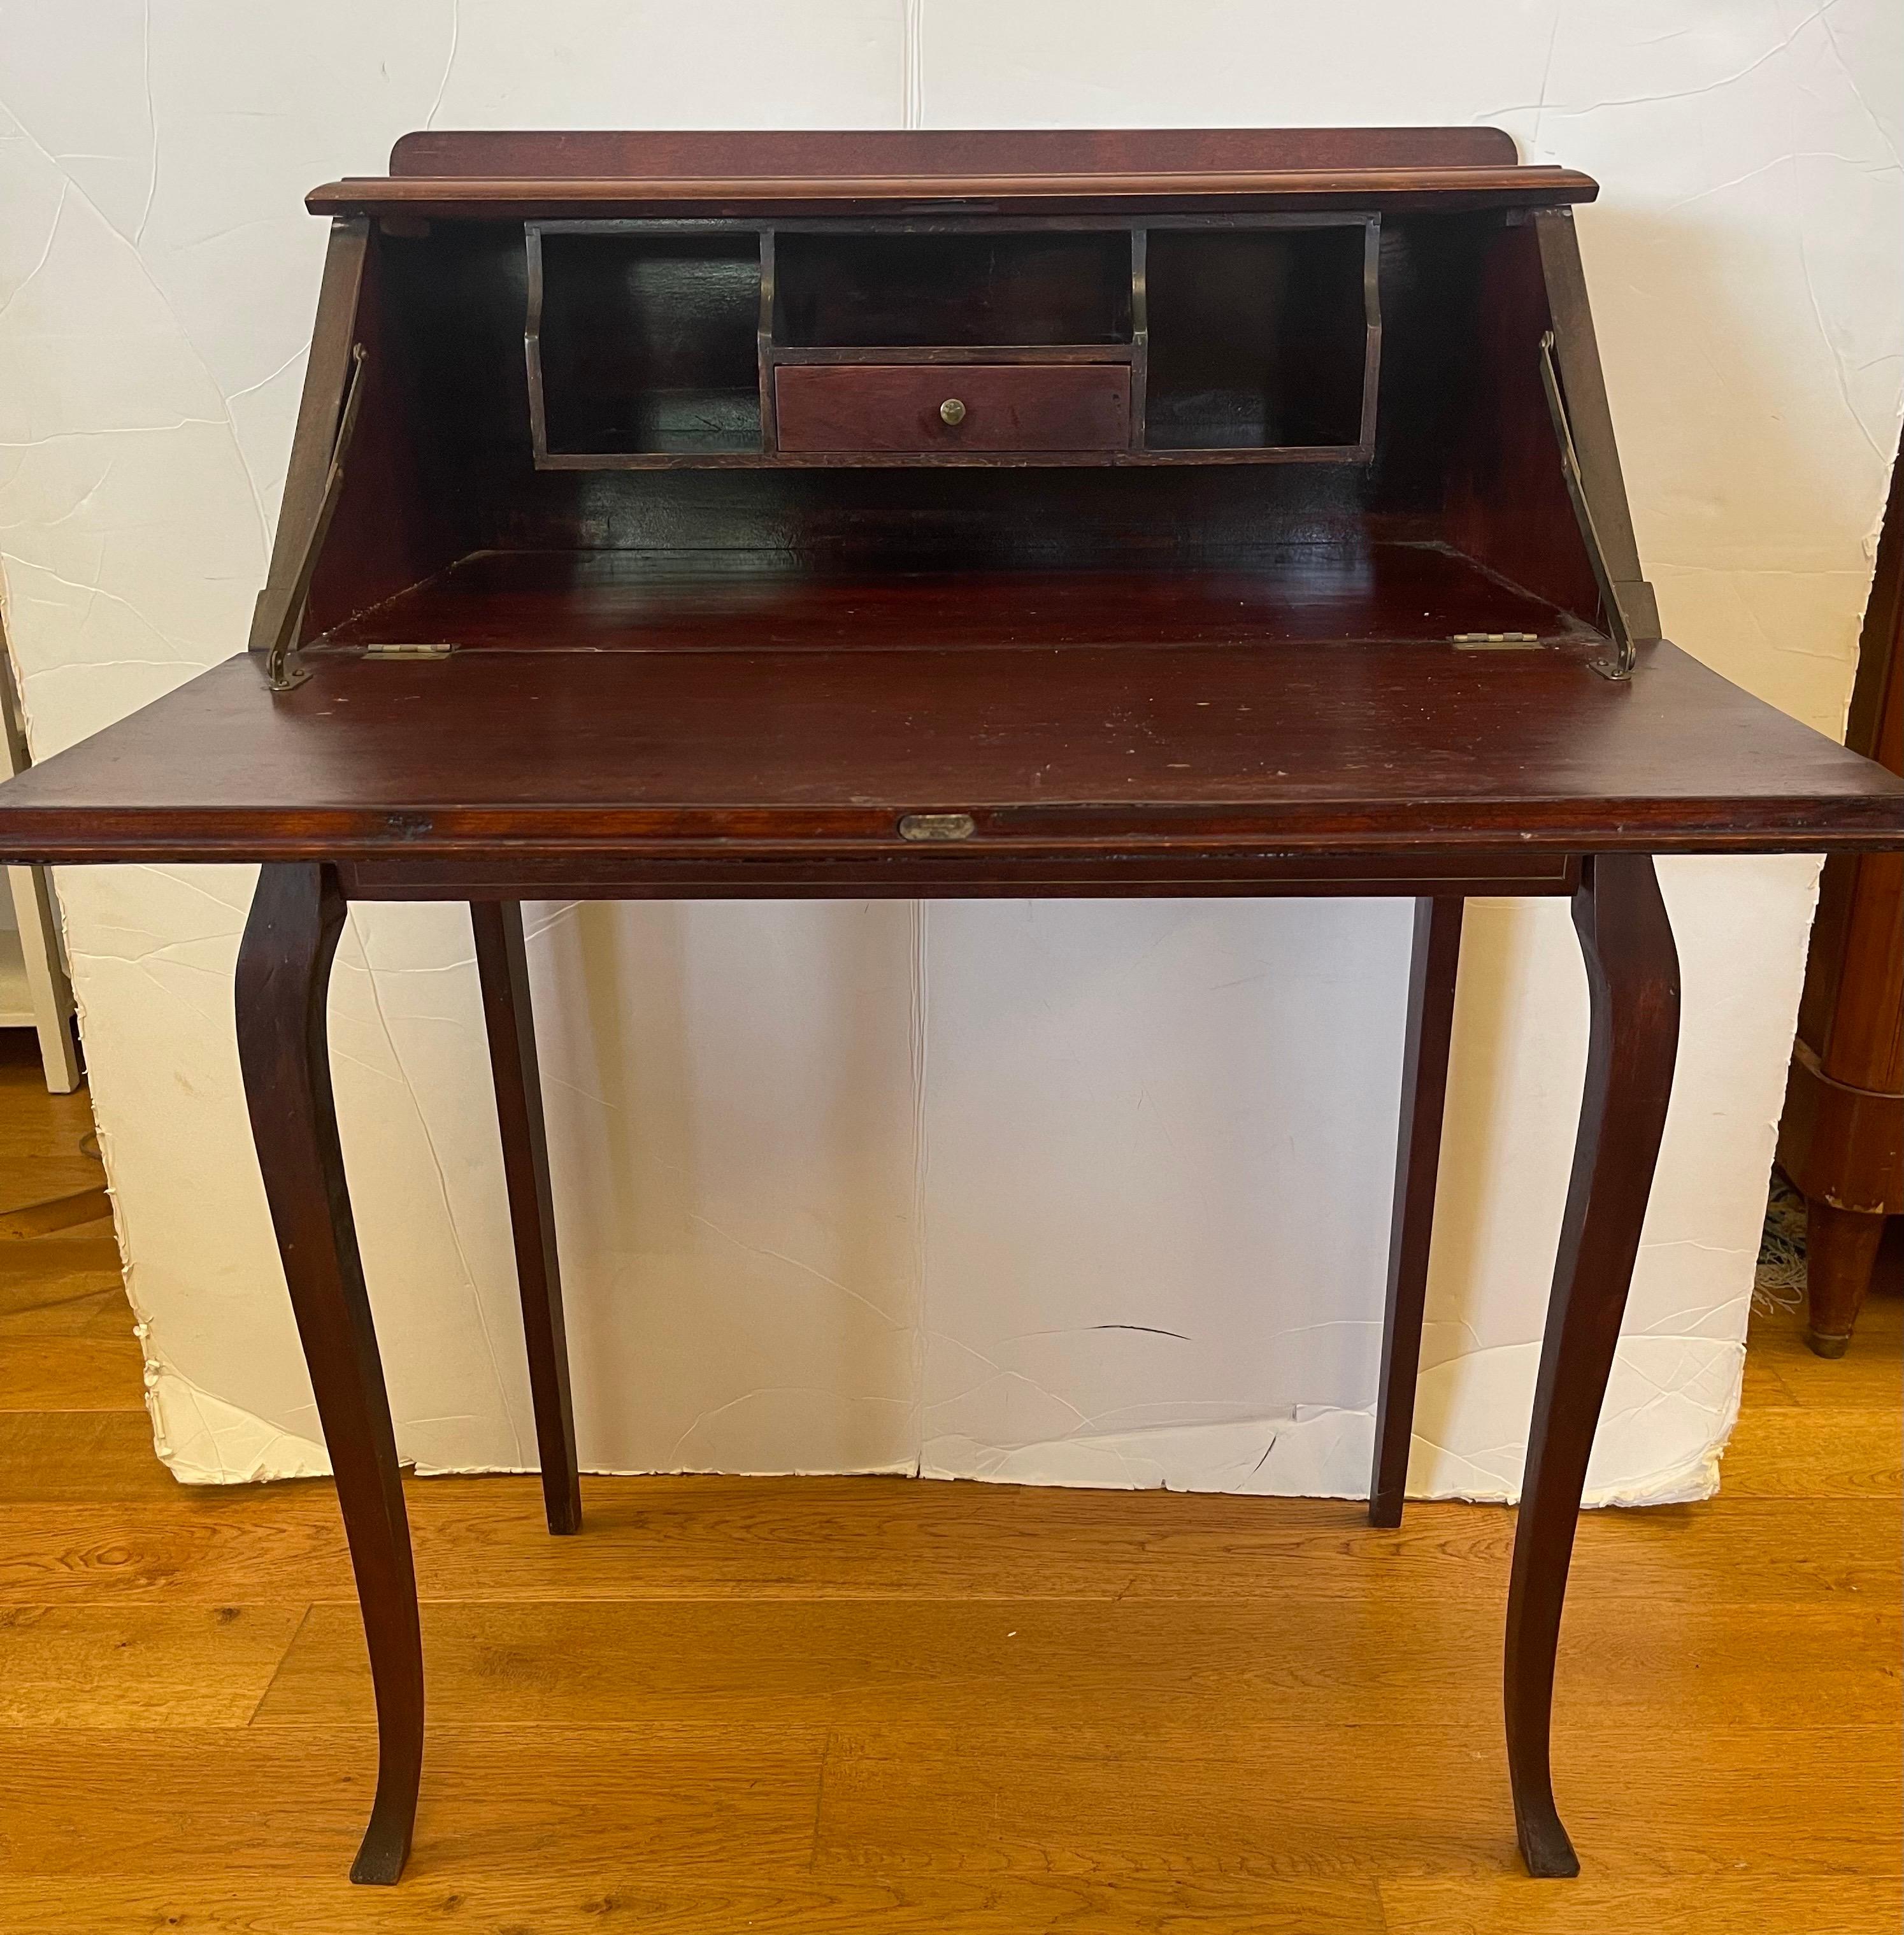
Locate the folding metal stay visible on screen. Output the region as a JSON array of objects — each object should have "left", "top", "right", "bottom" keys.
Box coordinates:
[
  {"left": 249, "top": 215, "right": 373, "bottom": 695},
  {"left": 264, "top": 343, "right": 368, "bottom": 692}
]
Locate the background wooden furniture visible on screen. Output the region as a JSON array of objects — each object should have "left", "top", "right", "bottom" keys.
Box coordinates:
[
  {"left": 0, "top": 126, "right": 1898, "bottom": 1890},
  {"left": 1779, "top": 452, "right": 1903, "bottom": 1356}
]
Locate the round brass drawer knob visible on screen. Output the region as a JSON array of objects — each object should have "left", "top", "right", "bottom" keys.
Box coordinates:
[{"left": 938, "top": 397, "right": 967, "bottom": 426}]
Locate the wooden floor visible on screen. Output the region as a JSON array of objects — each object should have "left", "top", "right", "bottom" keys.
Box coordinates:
[{"left": 1, "top": 1034, "right": 1898, "bottom": 1933}]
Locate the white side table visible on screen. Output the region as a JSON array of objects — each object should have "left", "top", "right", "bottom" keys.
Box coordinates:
[{"left": 1, "top": 639, "right": 80, "bottom": 1092}]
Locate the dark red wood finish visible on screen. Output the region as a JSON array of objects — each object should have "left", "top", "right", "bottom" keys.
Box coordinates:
[
  {"left": 1370, "top": 896, "right": 1464, "bottom": 1528},
  {"left": 314, "top": 550, "right": 1596, "bottom": 652},
  {"left": 1, "top": 636, "right": 1896, "bottom": 868},
  {"left": 391, "top": 126, "right": 1526, "bottom": 178},
  {"left": 234, "top": 861, "right": 422, "bottom": 1885},
  {"left": 470, "top": 900, "right": 581, "bottom": 1534},
  {"left": 1779, "top": 450, "right": 1904, "bottom": 1353},
  {"left": 313, "top": 124, "right": 1596, "bottom": 219},
  {"left": 1505, "top": 852, "right": 1680, "bottom": 1876},
  {"left": 775, "top": 362, "right": 1131, "bottom": 455}
]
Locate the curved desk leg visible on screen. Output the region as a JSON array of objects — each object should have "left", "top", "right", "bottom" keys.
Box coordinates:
[
  {"left": 236, "top": 862, "right": 422, "bottom": 1885},
  {"left": 1506, "top": 853, "right": 1679, "bottom": 1877},
  {"left": 1371, "top": 896, "right": 1464, "bottom": 1527},
  {"left": 471, "top": 900, "right": 582, "bottom": 1535}
]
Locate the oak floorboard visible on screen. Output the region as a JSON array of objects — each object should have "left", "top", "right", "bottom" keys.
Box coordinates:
[
  {"left": 1743, "top": 1286, "right": 1903, "bottom": 1410},
  {"left": 0, "top": 1047, "right": 103, "bottom": 1207},
  {"left": 0, "top": 1603, "right": 307, "bottom": 1726},
  {"left": 0, "top": 1408, "right": 180, "bottom": 1501},
  {"left": 0, "top": 1229, "right": 123, "bottom": 1318},
  {"left": 1378, "top": 1877, "right": 1904, "bottom": 1935},
  {"left": 0, "top": 1319, "right": 147, "bottom": 1411},
  {"left": 0, "top": 1874, "right": 1387, "bottom": 1934},
  {"left": 248, "top": 1595, "right": 1900, "bottom": 1736},
  {"left": 0, "top": 1479, "right": 1895, "bottom": 1604},
  {"left": 0, "top": 1727, "right": 823, "bottom": 1881},
  {"left": 810, "top": 1721, "right": 1902, "bottom": 1885},
  {"left": 1714, "top": 1404, "right": 1902, "bottom": 1498}
]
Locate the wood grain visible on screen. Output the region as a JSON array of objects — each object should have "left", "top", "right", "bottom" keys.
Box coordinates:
[
  {"left": 1380, "top": 1878, "right": 1903, "bottom": 1935},
  {"left": 248, "top": 1594, "right": 1898, "bottom": 1736},
  {"left": 469, "top": 899, "right": 581, "bottom": 1537},
  {"left": 317, "top": 548, "right": 1594, "bottom": 653},
  {"left": 0, "top": 1041, "right": 106, "bottom": 1206},
  {"left": 0, "top": 1408, "right": 180, "bottom": 1501},
  {"left": 1371, "top": 896, "right": 1463, "bottom": 1525},
  {"left": 810, "top": 1721, "right": 1902, "bottom": 1883},
  {"left": 1506, "top": 853, "right": 1680, "bottom": 1876},
  {"left": 0, "top": 1233, "right": 142, "bottom": 1412},
  {"left": 234, "top": 860, "right": 422, "bottom": 1883},
  {"left": 0, "top": 1603, "right": 305, "bottom": 1725},
  {"left": 0, "top": 1322, "right": 145, "bottom": 1411},
  {"left": 0, "top": 1483, "right": 1894, "bottom": 1605},
  {"left": 3, "top": 636, "right": 1899, "bottom": 868},
  {"left": 306, "top": 166, "right": 1598, "bottom": 221},
  {"left": 0, "top": 1727, "right": 823, "bottom": 1880},
  {"left": 775, "top": 361, "right": 1131, "bottom": 454},
  {"left": 389, "top": 126, "right": 1526, "bottom": 180},
  {"left": 0, "top": 1873, "right": 1387, "bottom": 1934}
]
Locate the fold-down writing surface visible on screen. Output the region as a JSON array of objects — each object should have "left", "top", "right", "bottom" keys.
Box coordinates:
[{"left": 0, "top": 639, "right": 1896, "bottom": 865}]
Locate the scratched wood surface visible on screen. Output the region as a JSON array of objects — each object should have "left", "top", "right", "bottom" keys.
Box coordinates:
[{"left": 0, "top": 1032, "right": 1897, "bottom": 1931}]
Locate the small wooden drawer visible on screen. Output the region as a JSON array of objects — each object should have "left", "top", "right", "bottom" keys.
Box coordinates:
[{"left": 775, "top": 362, "right": 1131, "bottom": 456}]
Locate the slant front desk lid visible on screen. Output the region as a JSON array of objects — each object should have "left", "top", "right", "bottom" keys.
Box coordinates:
[{"left": 1, "top": 637, "right": 1897, "bottom": 866}]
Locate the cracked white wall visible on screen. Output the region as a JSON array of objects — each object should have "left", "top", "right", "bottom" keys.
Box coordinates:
[{"left": 1, "top": 3, "right": 1896, "bottom": 1504}]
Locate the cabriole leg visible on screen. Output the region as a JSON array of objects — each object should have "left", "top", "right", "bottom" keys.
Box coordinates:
[
  {"left": 1371, "top": 896, "right": 1464, "bottom": 1527},
  {"left": 1505, "top": 853, "right": 1680, "bottom": 1877},
  {"left": 471, "top": 899, "right": 582, "bottom": 1534},
  {"left": 236, "top": 861, "right": 422, "bottom": 1885}
]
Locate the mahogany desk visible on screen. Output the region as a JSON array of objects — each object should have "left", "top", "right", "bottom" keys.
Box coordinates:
[{"left": 1, "top": 127, "right": 1898, "bottom": 1887}]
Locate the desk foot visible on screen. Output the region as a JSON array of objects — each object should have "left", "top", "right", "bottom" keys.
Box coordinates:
[
  {"left": 1514, "top": 1801, "right": 1582, "bottom": 1879},
  {"left": 350, "top": 1794, "right": 417, "bottom": 1886},
  {"left": 1504, "top": 853, "right": 1679, "bottom": 1881},
  {"left": 238, "top": 862, "right": 424, "bottom": 1885},
  {"left": 1370, "top": 896, "right": 1463, "bottom": 1529},
  {"left": 471, "top": 901, "right": 582, "bottom": 1536}
]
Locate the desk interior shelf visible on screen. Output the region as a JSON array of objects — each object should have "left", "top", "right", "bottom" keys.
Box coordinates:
[
  {"left": 527, "top": 228, "right": 764, "bottom": 458},
  {"left": 305, "top": 183, "right": 1634, "bottom": 673},
  {"left": 526, "top": 216, "right": 1379, "bottom": 468}
]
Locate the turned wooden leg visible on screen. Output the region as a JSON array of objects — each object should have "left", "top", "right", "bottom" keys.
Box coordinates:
[
  {"left": 236, "top": 862, "right": 422, "bottom": 1885},
  {"left": 1803, "top": 1200, "right": 1887, "bottom": 1358},
  {"left": 1505, "top": 853, "right": 1679, "bottom": 1878},
  {"left": 470, "top": 901, "right": 582, "bottom": 1534},
  {"left": 1371, "top": 896, "right": 1464, "bottom": 1527}
]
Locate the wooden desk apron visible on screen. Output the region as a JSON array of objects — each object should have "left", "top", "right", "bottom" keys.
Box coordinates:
[{"left": 2, "top": 125, "right": 1898, "bottom": 1889}]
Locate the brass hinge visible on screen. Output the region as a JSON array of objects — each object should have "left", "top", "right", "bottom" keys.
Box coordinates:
[
  {"left": 264, "top": 342, "right": 369, "bottom": 694},
  {"left": 1451, "top": 632, "right": 1540, "bottom": 649},
  {"left": 362, "top": 642, "right": 457, "bottom": 662},
  {"left": 1538, "top": 329, "right": 1635, "bottom": 682}
]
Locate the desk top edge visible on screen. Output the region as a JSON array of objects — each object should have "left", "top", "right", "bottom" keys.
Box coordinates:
[{"left": 308, "top": 165, "right": 1598, "bottom": 218}]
